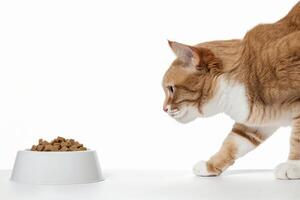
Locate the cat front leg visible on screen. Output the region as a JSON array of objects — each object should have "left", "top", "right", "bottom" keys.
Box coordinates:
[
  {"left": 275, "top": 117, "right": 300, "bottom": 179},
  {"left": 193, "top": 123, "right": 277, "bottom": 176}
]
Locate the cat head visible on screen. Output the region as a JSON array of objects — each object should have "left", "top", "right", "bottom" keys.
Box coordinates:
[{"left": 162, "top": 41, "right": 223, "bottom": 123}]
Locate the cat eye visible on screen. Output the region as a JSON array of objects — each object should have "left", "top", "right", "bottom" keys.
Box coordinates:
[{"left": 167, "top": 86, "right": 175, "bottom": 94}]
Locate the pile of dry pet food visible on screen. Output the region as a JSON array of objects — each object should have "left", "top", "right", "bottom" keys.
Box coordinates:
[{"left": 31, "top": 136, "right": 87, "bottom": 152}]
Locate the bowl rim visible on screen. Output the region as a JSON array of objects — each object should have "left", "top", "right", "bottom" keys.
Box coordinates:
[{"left": 19, "top": 149, "right": 95, "bottom": 154}]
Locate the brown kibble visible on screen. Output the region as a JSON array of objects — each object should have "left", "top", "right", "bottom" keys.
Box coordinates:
[
  {"left": 50, "top": 139, "right": 57, "bottom": 144},
  {"left": 78, "top": 147, "right": 87, "bottom": 151},
  {"left": 31, "top": 145, "right": 37, "bottom": 151},
  {"left": 61, "top": 141, "right": 71, "bottom": 147},
  {"left": 60, "top": 146, "right": 69, "bottom": 151},
  {"left": 31, "top": 137, "right": 87, "bottom": 152},
  {"left": 38, "top": 139, "right": 43, "bottom": 145},
  {"left": 44, "top": 144, "right": 54, "bottom": 151},
  {"left": 57, "top": 136, "right": 65, "bottom": 143},
  {"left": 53, "top": 143, "right": 61, "bottom": 149},
  {"left": 52, "top": 145, "right": 60, "bottom": 151},
  {"left": 73, "top": 141, "right": 82, "bottom": 147},
  {"left": 73, "top": 143, "right": 81, "bottom": 148},
  {"left": 65, "top": 139, "right": 72, "bottom": 145},
  {"left": 69, "top": 145, "right": 78, "bottom": 151},
  {"left": 60, "top": 142, "right": 67, "bottom": 147},
  {"left": 36, "top": 145, "right": 44, "bottom": 151}
]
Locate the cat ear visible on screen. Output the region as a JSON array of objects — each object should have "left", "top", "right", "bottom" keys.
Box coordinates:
[
  {"left": 168, "top": 41, "right": 200, "bottom": 66},
  {"left": 168, "top": 40, "right": 222, "bottom": 72}
]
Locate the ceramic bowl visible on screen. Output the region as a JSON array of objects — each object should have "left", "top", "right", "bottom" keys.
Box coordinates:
[{"left": 10, "top": 150, "right": 104, "bottom": 184}]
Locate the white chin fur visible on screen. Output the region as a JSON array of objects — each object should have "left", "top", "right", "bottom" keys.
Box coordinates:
[
  {"left": 172, "top": 106, "right": 199, "bottom": 124},
  {"left": 201, "top": 76, "right": 250, "bottom": 122}
]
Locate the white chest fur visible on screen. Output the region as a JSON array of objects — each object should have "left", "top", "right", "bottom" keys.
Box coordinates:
[{"left": 202, "top": 76, "right": 250, "bottom": 123}]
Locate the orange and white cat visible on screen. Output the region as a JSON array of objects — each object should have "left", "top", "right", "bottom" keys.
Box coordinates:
[{"left": 162, "top": 2, "right": 300, "bottom": 179}]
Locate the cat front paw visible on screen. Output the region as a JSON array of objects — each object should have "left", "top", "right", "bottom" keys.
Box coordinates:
[
  {"left": 193, "top": 161, "right": 220, "bottom": 177},
  {"left": 274, "top": 160, "right": 300, "bottom": 180}
]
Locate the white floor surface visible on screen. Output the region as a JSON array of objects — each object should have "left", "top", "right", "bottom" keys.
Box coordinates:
[{"left": 0, "top": 169, "right": 299, "bottom": 200}]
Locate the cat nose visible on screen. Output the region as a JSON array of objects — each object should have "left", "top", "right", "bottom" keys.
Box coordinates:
[
  {"left": 163, "top": 106, "right": 168, "bottom": 112},
  {"left": 163, "top": 105, "right": 171, "bottom": 112}
]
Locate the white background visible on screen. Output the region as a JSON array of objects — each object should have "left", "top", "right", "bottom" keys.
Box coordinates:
[{"left": 0, "top": 0, "right": 298, "bottom": 170}]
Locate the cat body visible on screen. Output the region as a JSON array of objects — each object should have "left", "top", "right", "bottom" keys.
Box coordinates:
[{"left": 162, "top": 2, "right": 300, "bottom": 179}]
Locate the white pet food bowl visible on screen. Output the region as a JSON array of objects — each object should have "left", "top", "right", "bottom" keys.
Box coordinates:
[{"left": 10, "top": 150, "right": 104, "bottom": 184}]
